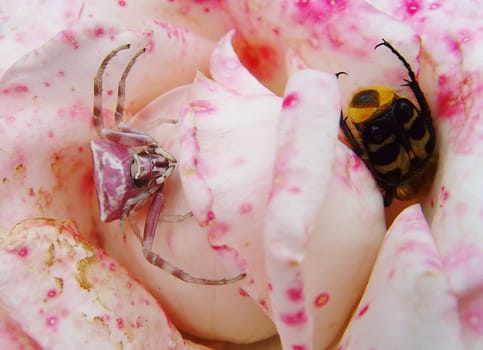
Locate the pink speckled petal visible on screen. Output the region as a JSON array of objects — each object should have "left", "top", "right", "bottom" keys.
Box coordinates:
[
  {"left": 339, "top": 205, "right": 463, "bottom": 350},
  {"left": 0, "top": 219, "right": 206, "bottom": 349},
  {"left": 222, "top": 0, "right": 419, "bottom": 95},
  {"left": 80, "top": 0, "right": 232, "bottom": 40},
  {"left": 0, "top": 0, "right": 82, "bottom": 76},
  {"left": 264, "top": 69, "right": 340, "bottom": 350},
  {"left": 178, "top": 31, "right": 280, "bottom": 331}
]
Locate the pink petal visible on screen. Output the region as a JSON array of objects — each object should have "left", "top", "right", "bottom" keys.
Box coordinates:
[
  {"left": 80, "top": 0, "right": 232, "bottom": 40},
  {"left": 221, "top": 0, "right": 419, "bottom": 95},
  {"left": 0, "top": 0, "right": 82, "bottom": 76},
  {"left": 178, "top": 31, "right": 280, "bottom": 338},
  {"left": 264, "top": 69, "right": 341, "bottom": 350},
  {"left": 0, "top": 219, "right": 205, "bottom": 349},
  {"left": 339, "top": 204, "right": 463, "bottom": 350}
]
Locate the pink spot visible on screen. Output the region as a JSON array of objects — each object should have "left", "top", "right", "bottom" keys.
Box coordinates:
[
  {"left": 17, "top": 247, "right": 28, "bottom": 257},
  {"left": 62, "top": 31, "right": 79, "bottom": 49},
  {"left": 58, "top": 70, "right": 65, "bottom": 77},
  {"left": 289, "top": 186, "right": 301, "bottom": 193},
  {"left": 429, "top": 2, "right": 441, "bottom": 9},
  {"left": 116, "top": 317, "right": 125, "bottom": 329},
  {"left": 314, "top": 292, "right": 330, "bottom": 308},
  {"left": 118, "top": 0, "right": 126, "bottom": 7},
  {"left": 208, "top": 222, "right": 230, "bottom": 241},
  {"left": 109, "top": 262, "right": 117, "bottom": 271},
  {"left": 3, "top": 114, "right": 16, "bottom": 124},
  {"left": 357, "top": 304, "right": 369, "bottom": 318},
  {"left": 190, "top": 100, "right": 217, "bottom": 114},
  {"left": 286, "top": 287, "right": 304, "bottom": 303},
  {"left": 240, "top": 203, "right": 253, "bottom": 214},
  {"left": 2, "top": 84, "right": 30, "bottom": 94},
  {"left": 441, "top": 185, "right": 450, "bottom": 201},
  {"left": 94, "top": 26, "right": 105, "bottom": 37},
  {"left": 28, "top": 188, "right": 35, "bottom": 197},
  {"left": 239, "top": 288, "right": 249, "bottom": 297},
  {"left": 405, "top": 0, "right": 421, "bottom": 15},
  {"left": 107, "top": 89, "right": 114, "bottom": 96},
  {"left": 282, "top": 93, "right": 300, "bottom": 109},
  {"left": 280, "top": 309, "right": 308, "bottom": 326},
  {"left": 268, "top": 282, "right": 273, "bottom": 291},
  {"left": 47, "top": 289, "right": 57, "bottom": 298},
  {"left": 293, "top": 0, "right": 346, "bottom": 24},
  {"left": 45, "top": 316, "right": 58, "bottom": 328},
  {"left": 44, "top": 81, "right": 51, "bottom": 87},
  {"left": 387, "top": 268, "right": 396, "bottom": 280},
  {"left": 48, "top": 130, "right": 54, "bottom": 138},
  {"left": 293, "top": 346, "right": 306, "bottom": 350},
  {"left": 259, "top": 299, "right": 269, "bottom": 311},
  {"left": 437, "top": 74, "right": 466, "bottom": 118},
  {"left": 206, "top": 210, "right": 216, "bottom": 223},
  {"left": 462, "top": 310, "right": 483, "bottom": 334}
]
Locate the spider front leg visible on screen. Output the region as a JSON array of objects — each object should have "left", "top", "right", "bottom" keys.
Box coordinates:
[
  {"left": 93, "top": 44, "right": 157, "bottom": 147},
  {"left": 141, "top": 192, "right": 246, "bottom": 285}
]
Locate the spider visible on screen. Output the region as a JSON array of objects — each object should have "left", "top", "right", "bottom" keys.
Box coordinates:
[{"left": 90, "top": 44, "right": 245, "bottom": 285}]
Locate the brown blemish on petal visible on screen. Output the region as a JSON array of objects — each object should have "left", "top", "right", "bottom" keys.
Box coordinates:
[
  {"left": 45, "top": 243, "right": 55, "bottom": 267},
  {"left": 76, "top": 255, "right": 99, "bottom": 291},
  {"left": 35, "top": 188, "right": 53, "bottom": 216}
]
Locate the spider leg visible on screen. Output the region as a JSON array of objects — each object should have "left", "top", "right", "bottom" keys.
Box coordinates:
[
  {"left": 160, "top": 212, "right": 193, "bottom": 223},
  {"left": 115, "top": 47, "right": 147, "bottom": 128},
  {"left": 142, "top": 192, "right": 246, "bottom": 285},
  {"left": 93, "top": 44, "right": 131, "bottom": 135}
]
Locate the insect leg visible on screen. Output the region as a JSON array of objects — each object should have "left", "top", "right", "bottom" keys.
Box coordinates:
[
  {"left": 142, "top": 192, "right": 246, "bottom": 285},
  {"left": 339, "top": 112, "right": 364, "bottom": 157},
  {"left": 375, "top": 39, "right": 431, "bottom": 123},
  {"left": 93, "top": 44, "right": 131, "bottom": 135}
]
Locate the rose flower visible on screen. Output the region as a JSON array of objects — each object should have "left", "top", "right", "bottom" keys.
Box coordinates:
[{"left": 0, "top": 1, "right": 482, "bottom": 349}]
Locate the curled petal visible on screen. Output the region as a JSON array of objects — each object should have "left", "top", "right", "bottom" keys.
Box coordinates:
[
  {"left": 179, "top": 31, "right": 281, "bottom": 304},
  {"left": 264, "top": 69, "right": 341, "bottom": 349},
  {"left": 0, "top": 219, "right": 205, "bottom": 349},
  {"left": 339, "top": 205, "right": 463, "bottom": 350}
]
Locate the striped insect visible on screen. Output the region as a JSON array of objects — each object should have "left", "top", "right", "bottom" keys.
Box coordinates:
[
  {"left": 339, "top": 39, "right": 437, "bottom": 206},
  {"left": 90, "top": 44, "right": 245, "bottom": 284}
]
